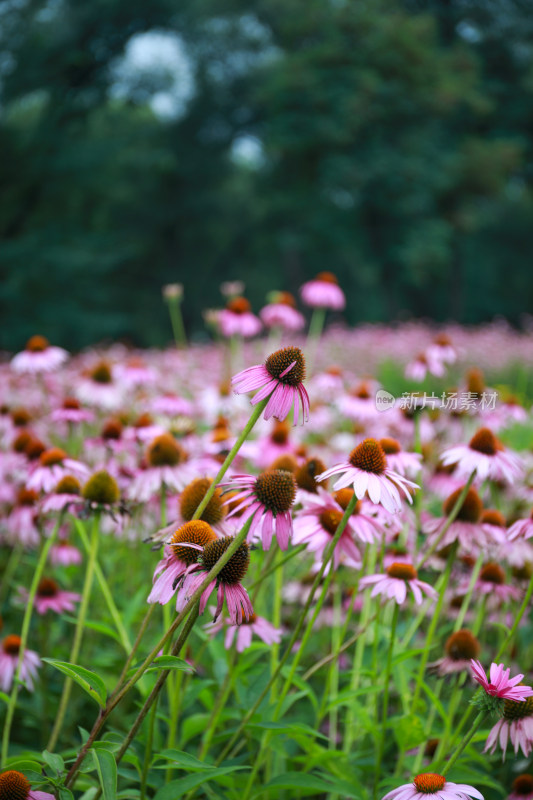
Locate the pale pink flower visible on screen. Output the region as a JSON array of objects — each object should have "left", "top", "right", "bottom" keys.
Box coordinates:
[
  {"left": 484, "top": 699, "right": 533, "bottom": 759},
  {"left": 27, "top": 448, "right": 89, "bottom": 493},
  {"left": 318, "top": 439, "right": 418, "bottom": 514},
  {"left": 260, "top": 300, "right": 305, "bottom": 332},
  {"left": 382, "top": 774, "right": 483, "bottom": 800},
  {"left": 218, "top": 298, "right": 262, "bottom": 338},
  {"left": 10, "top": 335, "right": 68, "bottom": 373},
  {"left": 360, "top": 562, "right": 437, "bottom": 606},
  {"left": 508, "top": 512, "right": 533, "bottom": 542},
  {"left": 0, "top": 635, "right": 41, "bottom": 692},
  {"left": 49, "top": 539, "right": 82, "bottom": 566},
  {"left": 405, "top": 352, "right": 445, "bottom": 381},
  {"left": 300, "top": 272, "right": 345, "bottom": 310},
  {"left": 222, "top": 470, "right": 297, "bottom": 551},
  {"left": 207, "top": 612, "right": 282, "bottom": 652},
  {"left": 379, "top": 438, "right": 422, "bottom": 478},
  {"left": 18, "top": 578, "right": 80, "bottom": 615},
  {"left": 50, "top": 397, "right": 94, "bottom": 424},
  {"left": 440, "top": 427, "right": 522, "bottom": 485},
  {"left": 507, "top": 774, "right": 533, "bottom": 800},
  {"left": 231, "top": 346, "right": 310, "bottom": 425},
  {"left": 128, "top": 433, "right": 193, "bottom": 502},
  {"left": 471, "top": 660, "right": 533, "bottom": 702}
]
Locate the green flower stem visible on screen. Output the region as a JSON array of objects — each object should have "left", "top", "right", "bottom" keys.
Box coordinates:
[
  {"left": 440, "top": 711, "right": 486, "bottom": 776},
  {"left": 47, "top": 514, "right": 100, "bottom": 752},
  {"left": 65, "top": 517, "right": 253, "bottom": 789},
  {"left": 374, "top": 602, "right": 399, "bottom": 800},
  {"left": 198, "top": 648, "right": 239, "bottom": 760},
  {"left": 115, "top": 605, "right": 157, "bottom": 691},
  {"left": 416, "top": 471, "right": 476, "bottom": 569},
  {"left": 0, "top": 542, "right": 24, "bottom": 606},
  {"left": 305, "top": 612, "right": 377, "bottom": 683},
  {"left": 410, "top": 542, "right": 458, "bottom": 716},
  {"left": 1, "top": 520, "right": 60, "bottom": 768},
  {"left": 140, "top": 701, "right": 158, "bottom": 800},
  {"left": 344, "top": 544, "right": 377, "bottom": 752},
  {"left": 167, "top": 297, "right": 186, "bottom": 347},
  {"left": 453, "top": 552, "right": 483, "bottom": 633},
  {"left": 328, "top": 583, "right": 342, "bottom": 751},
  {"left": 270, "top": 558, "right": 283, "bottom": 703},
  {"left": 215, "top": 494, "right": 359, "bottom": 767},
  {"left": 72, "top": 517, "right": 132, "bottom": 654},
  {"left": 192, "top": 398, "right": 269, "bottom": 522},
  {"left": 429, "top": 674, "right": 468, "bottom": 771},
  {"left": 306, "top": 307, "right": 326, "bottom": 375}
]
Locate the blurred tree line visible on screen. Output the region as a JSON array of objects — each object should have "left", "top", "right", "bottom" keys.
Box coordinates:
[{"left": 1, "top": 0, "right": 533, "bottom": 351}]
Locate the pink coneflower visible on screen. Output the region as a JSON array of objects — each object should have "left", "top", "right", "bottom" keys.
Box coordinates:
[
  {"left": 360, "top": 562, "right": 438, "bottom": 606},
  {"left": 176, "top": 535, "right": 254, "bottom": 624},
  {"left": 76, "top": 361, "right": 123, "bottom": 409},
  {"left": 508, "top": 510, "right": 533, "bottom": 542},
  {"left": 317, "top": 439, "right": 419, "bottom": 514},
  {"left": 471, "top": 660, "right": 533, "bottom": 702},
  {"left": 218, "top": 297, "right": 262, "bottom": 338},
  {"left": 440, "top": 427, "right": 522, "bottom": 484},
  {"left": 50, "top": 397, "right": 94, "bottom": 424},
  {"left": 423, "top": 486, "right": 502, "bottom": 556},
  {"left": 381, "top": 774, "right": 483, "bottom": 800},
  {"left": 300, "top": 272, "right": 345, "bottom": 310},
  {"left": 484, "top": 695, "right": 533, "bottom": 759},
  {"left": 507, "top": 775, "right": 533, "bottom": 800},
  {"left": 294, "top": 488, "right": 382, "bottom": 567},
  {"left": 41, "top": 475, "right": 83, "bottom": 513},
  {"left": 6, "top": 488, "right": 41, "bottom": 547},
  {"left": 405, "top": 351, "right": 445, "bottom": 381},
  {"left": 429, "top": 629, "right": 480, "bottom": 677},
  {"left": 232, "top": 346, "right": 310, "bottom": 425},
  {"left": 338, "top": 381, "right": 381, "bottom": 422},
  {"left": 0, "top": 770, "right": 55, "bottom": 800},
  {"left": 0, "top": 635, "right": 41, "bottom": 691},
  {"left": 49, "top": 538, "right": 82, "bottom": 566},
  {"left": 128, "top": 433, "right": 192, "bottom": 502},
  {"left": 379, "top": 438, "right": 422, "bottom": 478},
  {"left": 247, "top": 420, "right": 298, "bottom": 470},
  {"left": 260, "top": 293, "right": 305, "bottom": 332},
  {"left": 148, "top": 521, "right": 218, "bottom": 606},
  {"left": 10, "top": 335, "right": 68, "bottom": 373},
  {"left": 18, "top": 578, "right": 80, "bottom": 615},
  {"left": 221, "top": 470, "right": 297, "bottom": 550},
  {"left": 427, "top": 333, "right": 457, "bottom": 365},
  {"left": 151, "top": 394, "right": 194, "bottom": 417},
  {"left": 149, "top": 478, "right": 230, "bottom": 546},
  {"left": 473, "top": 562, "right": 520, "bottom": 603},
  {"left": 27, "top": 448, "right": 89, "bottom": 493},
  {"left": 207, "top": 612, "right": 282, "bottom": 652}
]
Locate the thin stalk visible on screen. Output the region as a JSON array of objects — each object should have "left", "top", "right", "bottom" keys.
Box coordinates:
[
  {"left": 0, "top": 542, "right": 24, "bottom": 606},
  {"left": 47, "top": 514, "right": 100, "bottom": 752},
  {"left": 453, "top": 552, "right": 483, "bottom": 633},
  {"left": 167, "top": 298, "right": 187, "bottom": 348},
  {"left": 306, "top": 307, "right": 326, "bottom": 375},
  {"left": 140, "top": 702, "right": 158, "bottom": 800},
  {"left": 1, "top": 521, "right": 60, "bottom": 767},
  {"left": 198, "top": 649, "right": 238, "bottom": 759},
  {"left": 410, "top": 543, "right": 458, "bottom": 715},
  {"left": 248, "top": 545, "right": 306, "bottom": 591},
  {"left": 192, "top": 399, "right": 268, "bottom": 521},
  {"left": 374, "top": 603, "right": 399, "bottom": 800},
  {"left": 73, "top": 518, "right": 132, "bottom": 654},
  {"left": 441, "top": 711, "right": 486, "bottom": 776}
]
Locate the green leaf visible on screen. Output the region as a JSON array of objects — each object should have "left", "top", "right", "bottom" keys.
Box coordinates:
[
  {"left": 58, "top": 788, "right": 75, "bottom": 800},
  {"left": 0, "top": 691, "right": 10, "bottom": 704},
  {"left": 4, "top": 759, "right": 43, "bottom": 774},
  {"left": 152, "top": 766, "right": 248, "bottom": 799},
  {"left": 42, "top": 659, "right": 107, "bottom": 708},
  {"left": 390, "top": 714, "right": 426, "bottom": 750},
  {"left": 42, "top": 750, "right": 65, "bottom": 775},
  {"left": 144, "top": 656, "right": 195, "bottom": 673},
  {"left": 92, "top": 747, "right": 117, "bottom": 800},
  {"left": 153, "top": 749, "right": 216, "bottom": 770}
]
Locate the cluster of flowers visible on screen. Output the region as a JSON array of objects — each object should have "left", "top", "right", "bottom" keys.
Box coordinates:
[{"left": 2, "top": 297, "right": 533, "bottom": 799}]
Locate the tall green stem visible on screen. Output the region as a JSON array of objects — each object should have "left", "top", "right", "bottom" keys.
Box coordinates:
[
  {"left": 47, "top": 514, "right": 100, "bottom": 752},
  {"left": 440, "top": 711, "right": 486, "bottom": 776},
  {"left": 374, "top": 603, "right": 399, "bottom": 799},
  {"left": 306, "top": 307, "right": 326, "bottom": 376},
  {"left": 1, "top": 521, "right": 60, "bottom": 767}
]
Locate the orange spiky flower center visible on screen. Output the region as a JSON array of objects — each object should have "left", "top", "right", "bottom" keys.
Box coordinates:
[
  {"left": 295, "top": 457, "right": 327, "bottom": 493},
  {"left": 55, "top": 475, "right": 81, "bottom": 495},
  {"left": 503, "top": 695, "right": 533, "bottom": 721},
  {"left": 445, "top": 629, "right": 480, "bottom": 661},
  {"left": 62, "top": 397, "right": 81, "bottom": 410},
  {"left": 25, "top": 335, "right": 49, "bottom": 352},
  {"left": 90, "top": 362, "right": 113, "bottom": 384},
  {"left": 271, "top": 420, "right": 290, "bottom": 445},
  {"left": 0, "top": 769, "right": 31, "bottom": 799},
  {"left": 265, "top": 347, "right": 306, "bottom": 387},
  {"left": 349, "top": 439, "right": 387, "bottom": 474},
  {"left": 147, "top": 434, "right": 186, "bottom": 467},
  {"left": 334, "top": 489, "right": 362, "bottom": 514},
  {"left": 227, "top": 297, "right": 251, "bottom": 314},
  {"left": 442, "top": 487, "right": 482, "bottom": 523},
  {"left": 102, "top": 419, "right": 123, "bottom": 440},
  {"left": 269, "top": 454, "right": 298, "bottom": 473},
  {"left": 11, "top": 408, "right": 31, "bottom": 427},
  {"left": 386, "top": 563, "right": 418, "bottom": 581},
  {"left": 254, "top": 470, "right": 296, "bottom": 515},
  {"left": 40, "top": 447, "right": 67, "bottom": 467},
  {"left": 481, "top": 509, "right": 506, "bottom": 527},
  {"left": 479, "top": 562, "right": 506, "bottom": 585},
  {"left": 469, "top": 427, "right": 498, "bottom": 456},
  {"left": 315, "top": 271, "right": 338, "bottom": 284},
  {"left": 180, "top": 479, "right": 226, "bottom": 525},
  {"left": 319, "top": 509, "right": 344, "bottom": 536},
  {"left": 37, "top": 578, "right": 59, "bottom": 598},
  {"left": 413, "top": 774, "right": 446, "bottom": 793},
  {"left": 466, "top": 368, "right": 485, "bottom": 397},
  {"left": 17, "top": 488, "right": 39, "bottom": 506},
  {"left": 380, "top": 437, "right": 401, "bottom": 455},
  {"left": 202, "top": 536, "right": 250, "bottom": 584},
  {"left": 2, "top": 635, "right": 22, "bottom": 656},
  {"left": 82, "top": 471, "right": 120, "bottom": 505},
  {"left": 512, "top": 775, "right": 533, "bottom": 795},
  {"left": 169, "top": 521, "right": 217, "bottom": 565}
]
